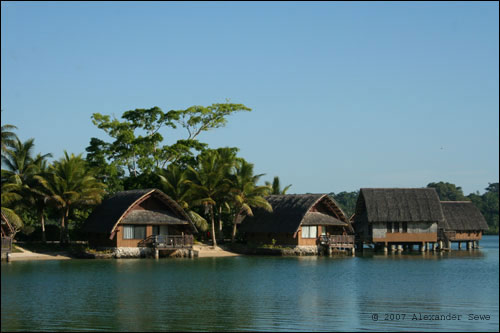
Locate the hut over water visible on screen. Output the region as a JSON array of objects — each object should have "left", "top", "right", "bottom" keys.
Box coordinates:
[
  {"left": 354, "top": 188, "right": 444, "bottom": 251},
  {"left": 439, "top": 201, "right": 489, "bottom": 249},
  {"left": 239, "top": 194, "right": 354, "bottom": 251},
  {"left": 85, "top": 189, "right": 197, "bottom": 257}
]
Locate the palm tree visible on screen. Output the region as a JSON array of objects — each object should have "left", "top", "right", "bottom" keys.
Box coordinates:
[
  {"left": 185, "top": 150, "right": 232, "bottom": 247},
  {"left": 265, "top": 176, "right": 292, "bottom": 195},
  {"left": 36, "top": 152, "right": 106, "bottom": 243},
  {"left": 230, "top": 160, "right": 272, "bottom": 242},
  {"left": 1, "top": 139, "right": 52, "bottom": 240},
  {"left": 157, "top": 164, "right": 208, "bottom": 232},
  {"left": 1, "top": 118, "right": 18, "bottom": 154},
  {"left": 0, "top": 182, "right": 23, "bottom": 236}
]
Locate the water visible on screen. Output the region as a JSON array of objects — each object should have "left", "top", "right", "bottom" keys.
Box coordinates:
[{"left": 2, "top": 236, "right": 498, "bottom": 332}]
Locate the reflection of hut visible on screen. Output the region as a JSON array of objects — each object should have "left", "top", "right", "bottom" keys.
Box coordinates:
[
  {"left": 239, "top": 194, "right": 354, "bottom": 254},
  {"left": 353, "top": 188, "right": 444, "bottom": 252},
  {"left": 1, "top": 212, "right": 14, "bottom": 259},
  {"left": 439, "top": 201, "right": 489, "bottom": 250},
  {"left": 84, "top": 189, "right": 197, "bottom": 258}
]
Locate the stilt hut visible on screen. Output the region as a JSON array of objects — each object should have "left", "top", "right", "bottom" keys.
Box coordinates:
[
  {"left": 84, "top": 189, "right": 197, "bottom": 258},
  {"left": 439, "top": 201, "right": 489, "bottom": 250},
  {"left": 238, "top": 194, "right": 354, "bottom": 253},
  {"left": 1, "top": 212, "right": 14, "bottom": 258},
  {"left": 353, "top": 188, "right": 444, "bottom": 252}
]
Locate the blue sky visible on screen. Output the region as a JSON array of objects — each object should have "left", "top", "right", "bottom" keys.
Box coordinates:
[{"left": 1, "top": 1, "right": 498, "bottom": 195}]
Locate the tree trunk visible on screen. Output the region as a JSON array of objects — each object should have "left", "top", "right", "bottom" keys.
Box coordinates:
[
  {"left": 218, "top": 205, "right": 223, "bottom": 241},
  {"left": 60, "top": 211, "right": 65, "bottom": 243},
  {"left": 210, "top": 205, "right": 217, "bottom": 248},
  {"left": 39, "top": 209, "right": 46, "bottom": 243},
  {"left": 231, "top": 212, "right": 241, "bottom": 243},
  {"left": 64, "top": 206, "right": 70, "bottom": 244}
]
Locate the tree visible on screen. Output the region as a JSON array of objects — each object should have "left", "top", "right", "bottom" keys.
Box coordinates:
[
  {"left": 229, "top": 159, "right": 272, "bottom": 243},
  {"left": 36, "top": 152, "right": 106, "bottom": 243},
  {"left": 1, "top": 119, "right": 18, "bottom": 154},
  {"left": 1, "top": 138, "right": 52, "bottom": 240},
  {"left": 88, "top": 102, "right": 251, "bottom": 177},
  {"left": 330, "top": 191, "right": 359, "bottom": 218},
  {"left": 265, "top": 176, "right": 292, "bottom": 195},
  {"left": 184, "top": 149, "right": 233, "bottom": 247},
  {"left": 157, "top": 164, "right": 208, "bottom": 233},
  {"left": 427, "top": 182, "right": 467, "bottom": 201}
]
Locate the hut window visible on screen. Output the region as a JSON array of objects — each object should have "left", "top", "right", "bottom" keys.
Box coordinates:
[
  {"left": 402, "top": 222, "right": 408, "bottom": 233},
  {"left": 387, "top": 222, "right": 392, "bottom": 233},
  {"left": 394, "top": 222, "right": 400, "bottom": 233},
  {"left": 302, "top": 226, "right": 317, "bottom": 239},
  {"left": 123, "top": 225, "right": 146, "bottom": 239}
]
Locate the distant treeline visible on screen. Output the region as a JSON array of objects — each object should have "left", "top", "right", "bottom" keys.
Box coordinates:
[{"left": 330, "top": 181, "right": 499, "bottom": 235}]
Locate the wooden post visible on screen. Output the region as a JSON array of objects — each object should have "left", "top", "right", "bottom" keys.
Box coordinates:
[
  {"left": 397, "top": 244, "right": 403, "bottom": 252},
  {"left": 438, "top": 240, "right": 443, "bottom": 251},
  {"left": 420, "top": 242, "right": 425, "bottom": 252},
  {"left": 466, "top": 241, "right": 471, "bottom": 250},
  {"left": 383, "top": 243, "right": 388, "bottom": 253},
  {"left": 390, "top": 244, "right": 396, "bottom": 252},
  {"left": 447, "top": 240, "right": 451, "bottom": 250},
  {"left": 155, "top": 249, "right": 159, "bottom": 259},
  {"left": 458, "top": 242, "right": 461, "bottom": 250}
]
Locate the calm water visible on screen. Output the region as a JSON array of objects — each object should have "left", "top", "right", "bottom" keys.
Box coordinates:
[{"left": 2, "top": 236, "right": 498, "bottom": 332}]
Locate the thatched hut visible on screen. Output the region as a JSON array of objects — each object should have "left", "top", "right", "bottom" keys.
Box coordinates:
[
  {"left": 84, "top": 189, "right": 197, "bottom": 257},
  {"left": 439, "top": 201, "right": 489, "bottom": 249},
  {"left": 353, "top": 188, "right": 444, "bottom": 251},
  {"left": 238, "top": 194, "right": 354, "bottom": 253},
  {"left": 1, "top": 212, "right": 14, "bottom": 257}
]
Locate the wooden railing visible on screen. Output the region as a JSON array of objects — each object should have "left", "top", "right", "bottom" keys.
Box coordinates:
[
  {"left": 1, "top": 237, "right": 12, "bottom": 253},
  {"left": 140, "top": 235, "right": 194, "bottom": 249},
  {"left": 320, "top": 235, "right": 355, "bottom": 247}
]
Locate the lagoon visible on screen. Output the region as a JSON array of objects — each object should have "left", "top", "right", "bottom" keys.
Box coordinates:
[{"left": 1, "top": 236, "right": 498, "bottom": 332}]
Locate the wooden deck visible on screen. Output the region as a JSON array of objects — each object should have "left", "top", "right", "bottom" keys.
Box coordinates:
[
  {"left": 320, "top": 235, "right": 355, "bottom": 249},
  {"left": 139, "top": 235, "right": 194, "bottom": 249}
]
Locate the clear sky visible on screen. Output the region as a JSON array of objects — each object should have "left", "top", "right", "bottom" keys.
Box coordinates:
[{"left": 1, "top": 1, "right": 498, "bottom": 195}]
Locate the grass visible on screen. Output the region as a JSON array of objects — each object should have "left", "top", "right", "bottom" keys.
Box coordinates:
[{"left": 11, "top": 244, "right": 23, "bottom": 253}]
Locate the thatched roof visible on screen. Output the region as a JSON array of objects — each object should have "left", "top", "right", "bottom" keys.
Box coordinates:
[
  {"left": 440, "top": 201, "right": 489, "bottom": 231},
  {"left": 121, "top": 210, "right": 189, "bottom": 225},
  {"left": 355, "top": 188, "right": 445, "bottom": 223},
  {"left": 239, "top": 194, "right": 349, "bottom": 234},
  {"left": 84, "top": 189, "right": 197, "bottom": 235},
  {"left": 301, "top": 212, "right": 346, "bottom": 226}
]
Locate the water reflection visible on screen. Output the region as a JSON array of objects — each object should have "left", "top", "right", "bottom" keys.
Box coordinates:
[{"left": 1, "top": 236, "right": 498, "bottom": 332}]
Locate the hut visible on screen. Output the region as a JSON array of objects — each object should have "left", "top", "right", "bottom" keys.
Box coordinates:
[
  {"left": 1, "top": 212, "right": 14, "bottom": 259},
  {"left": 439, "top": 201, "right": 489, "bottom": 250},
  {"left": 353, "top": 188, "right": 444, "bottom": 252},
  {"left": 238, "top": 194, "right": 354, "bottom": 254},
  {"left": 84, "top": 189, "right": 197, "bottom": 258}
]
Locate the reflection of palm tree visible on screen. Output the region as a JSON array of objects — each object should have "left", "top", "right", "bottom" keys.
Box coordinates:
[
  {"left": 36, "top": 152, "right": 106, "bottom": 243},
  {"left": 265, "top": 176, "right": 292, "bottom": 194},
  {"left": 230, "top": 160, "right": 272, "bottom": 243},
  {"left": 185, "top": 150, "right": 231, "bottom": 247},
  {"left": 157, "top": 164, "right": 208, "bottom": 232}
]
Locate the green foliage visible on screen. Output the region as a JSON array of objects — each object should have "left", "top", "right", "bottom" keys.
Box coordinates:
[
  {"left": 467, "top": 183, "right": 499, "bottom": 235},
  {"left": 428, "top": 181, "right": 499, "bottom": 235},
  {"left": 88, "top": 102, "right": 251, "bottom": 177},
  {"left": 427, "top": 182, "right": 467, "bottom": 201},
  {"left": 265, "top": 176, "right": 292, "bottom": 195},
  {"left": 330, "top": 191, "right": 359, "bottom": 218},
  {"left": 36, "top": 152, "right": 106, "bottom": 242}
]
